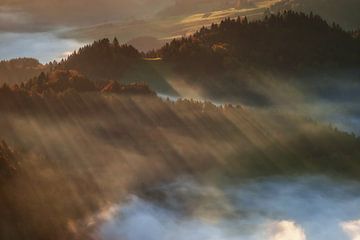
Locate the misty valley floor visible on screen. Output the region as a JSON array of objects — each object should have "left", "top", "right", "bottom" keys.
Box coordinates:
[
  {"left": 1, "top": 92, "right": 360, "bottom": 240},
  {"left": 95, "top": 175, "right": 360, "bottom": 240}
]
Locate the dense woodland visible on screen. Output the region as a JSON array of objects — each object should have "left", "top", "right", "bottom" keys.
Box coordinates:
[{"left": 154, "top": 11, "right": 360, "bottom": 74}]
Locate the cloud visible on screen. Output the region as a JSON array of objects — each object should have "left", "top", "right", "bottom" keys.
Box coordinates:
[
  {"left": 270, "top": 221, "right": 306, "bottom": 240},
  {"left": 0, "top": 0, "right": 173, "bottom": 32},
  {"left": 0, "top": 7, "right": 45, "bottom": 32},
  {"left": 342, "top": 220, "right": 360, "bottom": 240},
  {"left": 93, "top": 176, "right": 360, "bottom": 240}
]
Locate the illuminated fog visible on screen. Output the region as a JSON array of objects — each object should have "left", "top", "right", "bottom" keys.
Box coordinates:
[{"left": 96, "top": 176, "right": 360, "bottom": 240}]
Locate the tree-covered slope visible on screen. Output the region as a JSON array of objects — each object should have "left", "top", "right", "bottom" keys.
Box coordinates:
[{"left": 156, "top": 11, "right": 360, "bottom": 73}]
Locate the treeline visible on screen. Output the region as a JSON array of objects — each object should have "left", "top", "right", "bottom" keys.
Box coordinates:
[
  {"left": 0, "top": 70, "right": 155, "bottom": 113},
  {"left": 1, "top": 70, "right": 154, "bottom": 95},
  {"left": 57, "top": 38, "right": 141, "bottom": 81},
  {"left": 152, "top": 11, "right": 360, "bottom": 74}
]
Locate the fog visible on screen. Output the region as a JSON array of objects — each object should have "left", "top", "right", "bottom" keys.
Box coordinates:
[
  {"left": 141, "top": 59, "right": 360, "bottom": 136},
  {"left": 1, "top": 92, "right": 359, "bottom": 239},
  {"left": 95, "top": 176, "right": 360, "bottom": 240}
]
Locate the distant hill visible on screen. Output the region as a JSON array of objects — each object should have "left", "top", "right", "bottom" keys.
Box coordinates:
[
  {"left": 271, "top": 0, "right": 360, "bottom": 30},
  {"left": 0, "top": 58, "right": 50, "bottom": 85}
]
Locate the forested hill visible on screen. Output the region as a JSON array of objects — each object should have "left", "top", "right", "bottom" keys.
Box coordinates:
[
  {"left": 1, "top": 11, "right": 357, "bottom": 106},
  {"left": 50, "top": 11, "right": 360, "bottom": 83},
  {"left": 57, "top": 38, "right": 141, "bottom": 81},
  {"left": 154, "top": 11, "right": 360, "bottom": 74}
]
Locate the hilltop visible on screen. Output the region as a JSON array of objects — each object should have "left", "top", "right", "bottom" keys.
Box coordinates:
[{"left": 155, "top": 11, "right": 360, "bottom": 73}]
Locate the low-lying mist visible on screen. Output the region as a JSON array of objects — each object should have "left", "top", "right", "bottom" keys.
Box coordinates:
[
  {"left": 1, "top": 92, "right": 360, "bottom": 239},
  {"left": 150, "top": 64, "right": 360, "bottom": 135},
  {"left": 95, "top": 175, "right": 360, "bottom": 240}
]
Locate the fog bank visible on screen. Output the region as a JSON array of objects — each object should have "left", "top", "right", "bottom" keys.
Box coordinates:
[{"left": 96, "top": 176, "right": 360, "bottom": 240}]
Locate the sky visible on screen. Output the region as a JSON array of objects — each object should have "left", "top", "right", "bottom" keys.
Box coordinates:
[
  {"left": 0, "top": 0, "right": 284, "bottom": 63},
  {"left": 0, "top": 0, "right": 174, "bottom": 62}
]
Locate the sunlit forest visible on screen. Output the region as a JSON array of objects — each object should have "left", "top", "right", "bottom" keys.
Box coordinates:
[{"left": 0, "top": 1, "right": 360, "bottom": 240}]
